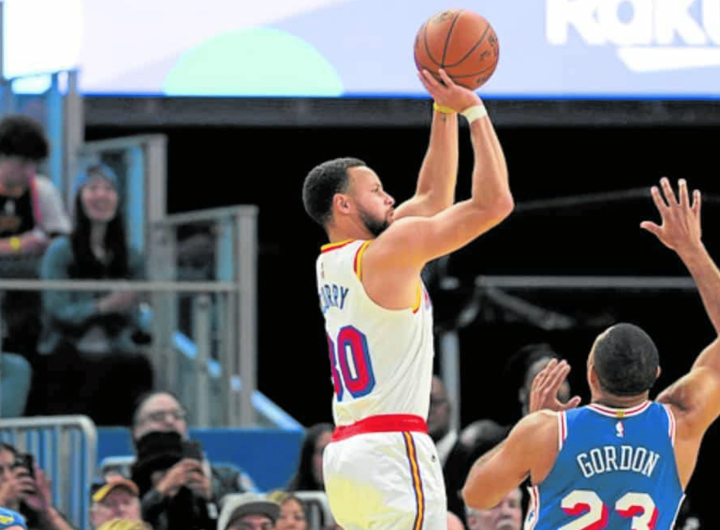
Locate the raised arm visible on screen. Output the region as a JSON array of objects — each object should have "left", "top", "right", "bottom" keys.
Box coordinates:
[
  {"left": 367, "top": 70, "right": 512, "bottom": 277},
  {"left": 647, "top": 179, "right": 720, "bottom": 439},
  {"left": 393, "top": 95, "right": 459, "bottom": 220}
]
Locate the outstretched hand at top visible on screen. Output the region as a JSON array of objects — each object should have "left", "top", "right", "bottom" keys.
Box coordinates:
[
  {"left": 418, "top": 68, "right": 482, "bottom": 113},
  {"left": 640, "top": 177, "right": 703, "bottom": 256},
  {"left": 529, "top": 358, "right": 582, "bottom": 414}
]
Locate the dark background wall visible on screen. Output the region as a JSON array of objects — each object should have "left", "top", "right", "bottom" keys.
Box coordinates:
[{"left": 86, "top": 120, "right": 720, "bottom": 523}]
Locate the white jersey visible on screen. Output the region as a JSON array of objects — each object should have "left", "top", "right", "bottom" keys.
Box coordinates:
[{"left": 316, "top": 239, "right": 435, "bottom": 427}]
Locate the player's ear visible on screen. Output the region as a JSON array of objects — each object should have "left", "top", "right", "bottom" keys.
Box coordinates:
[
  {"left": 655, "top": 366, "right": 661, "bottom": 381},
  {"left": 334, "top": 193, "right": 351, "bottom": 214}
]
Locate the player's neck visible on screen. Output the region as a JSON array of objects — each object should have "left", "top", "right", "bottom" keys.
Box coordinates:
[
  {"left": 592, "top": 393, "right": 648, "bottom": 409},
  {"left": 327, "top": 223, "right": 373, "bottom": 244}
]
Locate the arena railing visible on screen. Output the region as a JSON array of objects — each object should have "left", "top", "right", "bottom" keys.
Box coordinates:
[{"left": 0, "top": 415, "right": 96, "bottom": 530}]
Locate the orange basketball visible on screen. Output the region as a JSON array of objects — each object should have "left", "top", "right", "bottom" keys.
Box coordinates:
[{"left": 414, "top": 9, "right": 500, "bottom": 90}]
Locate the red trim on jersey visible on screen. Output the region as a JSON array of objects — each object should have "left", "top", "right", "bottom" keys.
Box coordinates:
[
  {"left": 320, "top": 239, "right": 355, "bottom": 253},
  {"left": 558, "top": 411, "right": 567, "bottom": 450},
  {"left": 664, "top": 404, "right": 677, "bottom": 446},
  {"left": 587, "top": 400, "right": 652, "bottom": 418},
  {"left": 331, "top": 414, "right": 428, "bottom": 442}
]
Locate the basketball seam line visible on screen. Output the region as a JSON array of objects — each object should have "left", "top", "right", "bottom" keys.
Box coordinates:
[
  {"left": 443, "top": 23, "right": 491, "bottom": 68},
  {"left": 441, "top": 10, "right": 464, "bottom": 68},
  {"left": 423, "top": 22, "right": 442, "bottom": 67}
]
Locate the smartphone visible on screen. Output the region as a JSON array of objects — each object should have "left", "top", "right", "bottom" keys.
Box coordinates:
[
  {"left": 181, "top": 441, "right": 203, "bottom": 462},
  {"left": 15, "top": 453, "right": 35, "bottom": 479}
]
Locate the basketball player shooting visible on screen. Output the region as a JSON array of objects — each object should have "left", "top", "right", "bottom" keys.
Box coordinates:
[
  {"left": 463, "top": 178, "right": 720, "bottom": 530},
  {"left": 301, "top": 67, "right": 512, "bottom": 530}
]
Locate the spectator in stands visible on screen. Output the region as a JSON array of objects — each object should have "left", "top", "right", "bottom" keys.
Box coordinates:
[
  {"left": 287, "top": 423, "right": 333, "bottom": 492},
  {"left": 36, "top": 162, "right": 153, "bottom": 426},
  {"left": 0, "top": 354, "right": 31, "bottom": 418},
  {"left": 131, "top": 391, "right": 257, "bottom": 497},
  {"left": 0, "top": 114, "right": 72, "bottom": 415},
  {"left": 0, "top": 506, "right": 27, "bottom": 530},
  {"left": 89, "top": 474, "right": 144, "bottom": 529},
  {"left": 465, "top": 488, "right": 522, "bottom": 530},
  {"left": 217, "top": 493, "right": 280, "bottom": 530},
  {"left": 267, "top": 491, "right": 307, "bottom": 530},
  {"left": 130, "top": 431, "right": 218, "bottom": 530},
  {"left": 0, "top": 443, "right": 77, "bottom": 530},
  {"left": 96, "top": 520, "right": 149, "bottom": 530}
]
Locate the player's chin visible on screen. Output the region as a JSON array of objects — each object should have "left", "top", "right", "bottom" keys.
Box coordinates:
[{"left": 496, "top": 520, "right": 519, "bottom": 530}]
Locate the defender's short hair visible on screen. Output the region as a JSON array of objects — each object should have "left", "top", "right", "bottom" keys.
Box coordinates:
[
  {"left": 593, "top": 323, "right": 659, "bottom": 396},
  {"left": 302, "top": 157, "right": 366, "bottom": 227},
  {"left": 0, "top": 114, "right": 49, "bottom": 161}
]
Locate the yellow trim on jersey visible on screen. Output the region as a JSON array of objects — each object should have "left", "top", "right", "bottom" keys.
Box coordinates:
[
  {"left": 411, "top": 283, "right": 423, "bottom": 313},
  {"left": 353, "top": 240, "right": 372, "bottom": 280},
  {"left": 403, "top": 432, "right": 425, "bottom": 530},
  {"left": 320, "top": 239, "right": 355, "bottom": 253}
]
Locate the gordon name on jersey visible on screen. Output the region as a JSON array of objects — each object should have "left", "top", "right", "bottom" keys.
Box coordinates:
[{"left": 576, "top": 444, "right": 660, "bottom": 479}]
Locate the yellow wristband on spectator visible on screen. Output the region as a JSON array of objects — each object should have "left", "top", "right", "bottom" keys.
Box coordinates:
[
  {"left": 433, "top": 102, "right": 456, "bottom": 114},
  {"left": 9, "top": 236, "right": 21, "bottom": 252}
]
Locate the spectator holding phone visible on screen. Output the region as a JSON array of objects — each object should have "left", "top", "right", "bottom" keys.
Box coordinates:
[
  {"left": 131, "top": 391, "right": 256, "bottom": 498},
  {"left": 130, "top": 431, "right": 216, "bottom": 530},
  {"left": 0, "top": 444, "right": 77, "bottom": 530}
]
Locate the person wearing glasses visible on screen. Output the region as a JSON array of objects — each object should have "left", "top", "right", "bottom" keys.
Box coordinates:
[{"left": 129, "top": 392, "right": 257, "bottom": 504}]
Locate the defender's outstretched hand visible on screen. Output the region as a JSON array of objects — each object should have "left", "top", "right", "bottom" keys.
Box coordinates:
[
  {"left": 418, "top": 68, "right": 482, "bottom": 113},
  {"left": 529, "top": 358, "right": 582, "bottom": 413},
  {"left": 641, "top": 177, "right": 702, "bottom": 254}
]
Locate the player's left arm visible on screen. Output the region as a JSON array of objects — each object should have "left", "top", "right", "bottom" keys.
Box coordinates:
[
  {"left": 462, "top": 411, "right": 556, "bottom": 510},
  {"left": 394, "top": 74, "right": 459, "bottom": 220}
]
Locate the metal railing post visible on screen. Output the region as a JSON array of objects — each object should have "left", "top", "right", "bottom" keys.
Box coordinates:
[{"left": 236, "top": 208, "right": 259, "bottom": 427}]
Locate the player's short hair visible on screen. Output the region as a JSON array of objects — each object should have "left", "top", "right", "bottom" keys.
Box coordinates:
[
  {"left": 0, "top": 114, "right": 49, "bottom": 161},
  {"left": 593, "top": 323, "right": 659, "bottom": 396},
  {"left": 302, "top": 157, "right": 366, "bottom": 227}
]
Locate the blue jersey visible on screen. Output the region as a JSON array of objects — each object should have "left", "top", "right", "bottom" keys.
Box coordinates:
[
  {"left": 0, "top": 508, "right": 26, "bottom": 530},
  {"left": 525, "top": 401, "right": 684, "bottom": 530}
]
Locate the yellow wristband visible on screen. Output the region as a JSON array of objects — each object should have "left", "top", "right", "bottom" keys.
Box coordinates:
[
  {"left": 433, "top": 102, "right": 456, "bottom": 114},
  {"left": 9, "top": 236, "right": 21, "bottom": 251}
]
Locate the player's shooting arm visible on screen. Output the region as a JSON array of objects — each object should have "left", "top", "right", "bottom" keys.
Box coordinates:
[
  {"left": 394, "top": 109, "right": 459, "bottom": 220},
  {"left": 462, "top": 411, "right": 552, "bottom": 510}
]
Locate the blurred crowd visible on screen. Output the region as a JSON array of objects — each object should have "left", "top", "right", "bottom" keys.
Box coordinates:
[{"left": 0, "top": 113, "right": 704, "bottom": 529}]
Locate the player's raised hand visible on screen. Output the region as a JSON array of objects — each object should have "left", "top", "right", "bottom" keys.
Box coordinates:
[
  {"left": 528, "top": 358, "right": 582, "bottom": 414},
  {"left": 641, "top": 177, "right": 702, "bottom": 255},
  {"left": 418, "top": 68, "right": 482, "bottom": 113}
]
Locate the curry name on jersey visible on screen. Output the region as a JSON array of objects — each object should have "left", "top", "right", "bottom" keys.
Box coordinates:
[{"left": 316, "top": 239, "right": 434, "bottom": 427}]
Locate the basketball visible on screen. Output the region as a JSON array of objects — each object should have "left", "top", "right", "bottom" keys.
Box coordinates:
[{"left": 414, "top": 9, "right": 500, "bottom": 90}]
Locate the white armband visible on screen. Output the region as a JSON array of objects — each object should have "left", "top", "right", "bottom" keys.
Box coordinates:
[{"left": 461, "top": 105, "right": 488, "bottom": 124}]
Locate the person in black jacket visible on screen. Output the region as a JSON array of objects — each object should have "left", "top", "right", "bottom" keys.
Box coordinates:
[{"left": 130, "top": 432, "right": 216, "bottom": 530}]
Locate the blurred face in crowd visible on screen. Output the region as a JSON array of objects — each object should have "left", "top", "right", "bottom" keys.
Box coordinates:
[
  {"left": 227, "top": 514, "right": 274, "bottom": 530},
  {"left": 133, "top": 393, "right": 188, "bottom": 440},
  {"left": 276, "top": 497, "right": 307, "bottom": 530},
  {"left": 0, "top": 156, "right": 36, "bottom": 189},
  {"left": 466, "top": 488, "right": 522, "bottom": 530},
  {"left": 81, "top": 174, "right": 119, "bottom": 224},
  {"left": 91, "top": 488, "right": 142, "bottom": 528},
  {"left": 312, "top": 430, "right": 332, "bottom": 487},
  {"left": 428, "top": 376, "right": 451, "bottom": 442},
  {"left": 519, "top": 357, "right": 571, "bottom": 416},
  {"left": 0, "top": 448, "right": 16, "bottom": 484}
]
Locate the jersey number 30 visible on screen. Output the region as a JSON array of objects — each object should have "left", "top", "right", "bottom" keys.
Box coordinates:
[
  {"left": 327, "top": 326, "right": 376, "bottom": 401},
  {"left": 560, "top": 490, "right": 658, "bottom": 530}
]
